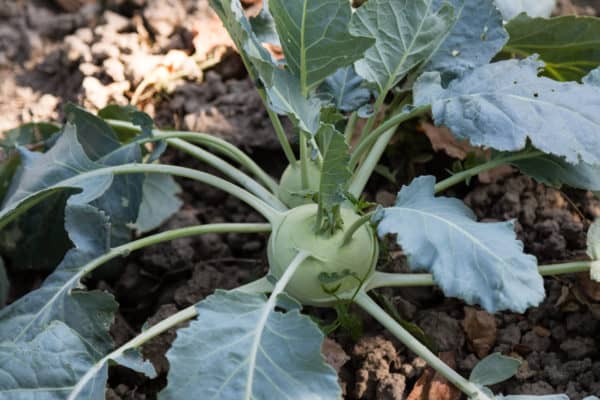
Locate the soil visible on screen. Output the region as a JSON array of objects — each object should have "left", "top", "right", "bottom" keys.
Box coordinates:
[{"left": 1, "top": 1, "right": 600, "bottom": 399}]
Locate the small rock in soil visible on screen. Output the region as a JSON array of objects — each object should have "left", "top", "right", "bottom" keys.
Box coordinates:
[
  {"left": 462, "top": 306, "right": 497, "bottom": 358},
  {"left": 560, "top": 337, "right": 597, "bottom": 360},
  {"left": 417, "top": 310, "right": 465, "bottom": 352}
]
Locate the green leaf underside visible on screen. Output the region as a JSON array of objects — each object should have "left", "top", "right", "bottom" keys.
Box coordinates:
[
  {"left": 320, "top": 65, "right": 372, "bottom": 112},
  {"left": 511, "top": 153, "right": 600, "bottom": 191},
  {"left": 349, "top": 0, "right": 456, "bottom": 96},
  {"left": 503, "top": 14, "right": 600, "bottom": 81},
  {"left": 161, "top": 290, "right": 340, "bottom": 400},
  {"left": 317, "top": 125, "right": 351, "bottom": 232},
  {"left": 0, "top": 321, "right": 102, "bottom": 399},
  {"left": 377, "top": 176, "right": 544, "bottom": 313},
  {"left": 427, "top": 0, "right": 507, "bottom": 77},
  {"left": 469, "top": 353, "right": 521, "bottom": 386},
  {"left": 414, "top": 57, "right": 600, "bottom": 166},
  {"left": 269, "top": 0, "right": 374, "bottom": 96}
]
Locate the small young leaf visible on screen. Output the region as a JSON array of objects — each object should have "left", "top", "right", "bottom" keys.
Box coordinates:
[
  {"left": 316, "top": 125, "right": 351, "bottom": 233},
  {"left": 494, "top": 0, "right": 555, "bottom": 20},
  {"left": 469, "top": 353, "right": 521, "bottom": 386},
  {"left": 269, "top": 0, "right": 374, "bottom": 96},
  {"left": 133, "top": 173, "right": 183, "bottom": 233},
  {"left": 320, "top": 66, "right": 372, "bottom": 112},
  {"left": 377, "top": 176, "right": 544, "bottom": 313},
  {"left": 161, "top": 290, "right": 340, "bottom": 400},
  {"left": 426, "top": 0, "right": 508, "bottom": 78},
  {"left": 350, "top": 0, "right": 456, "bottom": 97},
  {"left": 414, "top": 57, "right": 600, "bottom": 166},
  {"left": 503, "top": 15, "right": 600, "bottom": 81}
]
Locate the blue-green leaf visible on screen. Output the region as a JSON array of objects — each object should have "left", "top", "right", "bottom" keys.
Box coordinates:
[
  {"left": 414, "top": 57, "right": 600, "bottom": 165},
  {"left": 161, "top": 290, "right": 340, "bottom": 400},
  {"left": 0, "top": 204, "right": 117, "bottom": 356},
  {"left": 584, "top": 67, "right": 600, "bottom": 86},
  {"left": 320, "top": 66, "right": 372, "bottom": 112},
  {"left": 0, "top": 124, "right": 113, "bottom": 229},
  {"left": 349, "top": 0, "right": 456, "bottom": 97},
  {"left": 134, "top": 173, "right": 183, "bottom": 233},
  {"left": 494, "top": 0, "right": 556, "bottom": 20},
  {"left": 376, "top": 176, "right": 544, "bottom": 313},
  {"left": 269, "top": 0, "right": 374, "bottom": 96},
  {"left": 470, "top": 353, "right": 521, "bottom": 386},
  {"left": 0, "top": 321, "right": 101, "bottom": 399},
  {"left": 427, "top": 0, "right": 508, "bottom": 78},
  {"left": 261, "top": 66, "right": 323, "bottom": 134}
]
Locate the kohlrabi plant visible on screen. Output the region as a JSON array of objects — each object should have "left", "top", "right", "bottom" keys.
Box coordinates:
[{"left": 2, "top": 0, "right": 600, "bottom": 399}]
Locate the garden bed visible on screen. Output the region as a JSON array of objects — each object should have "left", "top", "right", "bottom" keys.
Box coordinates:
[{"left": 1, "top": 0, "right": 600, "bottom": 399}]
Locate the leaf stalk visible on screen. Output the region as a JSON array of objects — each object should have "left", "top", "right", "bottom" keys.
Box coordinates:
[{"left": 355, "top": 292, "right": 493, "bottom": 400}]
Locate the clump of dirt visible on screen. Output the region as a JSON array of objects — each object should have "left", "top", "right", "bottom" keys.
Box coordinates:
[{"left": 465, "top": 175, "right": 600, "bottom": 262}]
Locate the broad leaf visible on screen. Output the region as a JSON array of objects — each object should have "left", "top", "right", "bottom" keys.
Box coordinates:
[
  {"left": 0, "top": 204, "right": 117, "bottom": 356},
  {"left": 320, "top": 66, "right": 372, "bottom": 112},
  {"left": 0, "top": 124, "right": 113, "bottom": 229},
  {"left": 66, "top": 105, "right": 145, "bottom": 245},
  {"left": 587, "top": 219, "right": 600, "bottom": 282},
  {"left": 316, "top": 125, "right": 351, "bottom": 233},
  {"left": 427, "top": 0, "right": 508, "bottom": 78},
  {"left": 0, "top": 321, "right": 102, "bottom": 399},
  {"left": 494, "top": 0, "right": 556, "bottom": 20},
  {"left": 349, "top": 0, "right": 455, "bottom": 97},
  {"left": 161, "top": 290, "right": 340, "bottom": 400},
  {"left": 502, "top": 15, "right": 600, "bottom": 81},
  {"left": 512, "top": 154, "right": 600, "bottom": 191},
  {"left": 414, "top": 57, "right": 600, "bottom": 165},
  {"left": 470, "top": 353, "right": 521, "bottom": 386},
  {"left": 134, "top": 173, "right": 183, "bottom": 233},
  {"left": 376, "top": 176, "right": 544, "bottom": 312},
  {"left": 1, "top": 122, "right": 60, "bottom": 151},
  {"left": 269, "top": 0, "right": 374, "bottom": 96}
]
